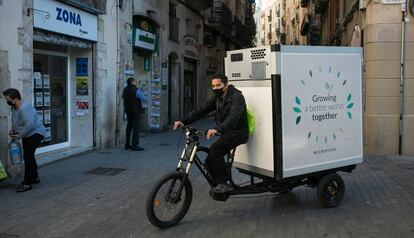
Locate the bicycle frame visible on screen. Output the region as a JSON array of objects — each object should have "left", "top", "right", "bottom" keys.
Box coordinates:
[{"left": 176, "top": 139, "right": 217, "bottom": 187}]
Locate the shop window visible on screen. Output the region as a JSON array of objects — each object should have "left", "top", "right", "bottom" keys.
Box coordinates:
[{"left": 34, "top": 53, "right": 68, "bottom": 146}]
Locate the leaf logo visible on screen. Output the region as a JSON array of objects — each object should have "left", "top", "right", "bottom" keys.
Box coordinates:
[
  {"left": 346, "top": 93, "right": 354, "bottom": 119},
  {"left": 293, "top": 96, "right": 302, "bottom": 125}
]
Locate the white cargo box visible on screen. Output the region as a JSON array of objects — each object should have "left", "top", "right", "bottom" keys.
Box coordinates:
[{"left": 225, "top": 45, "right": 363, "bottom": 179}]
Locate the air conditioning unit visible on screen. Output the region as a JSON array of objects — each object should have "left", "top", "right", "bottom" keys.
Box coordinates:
[{"left": 359, "top": 0, "right": 367, "bottom": 10}]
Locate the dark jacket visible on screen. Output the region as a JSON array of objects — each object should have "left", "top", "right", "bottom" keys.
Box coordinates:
[
  {"left": 182, "top": 85, "right": 248, "bottom": 135},
  {"left": 122, "top": 85, "right": 142, "bottom": 115}
]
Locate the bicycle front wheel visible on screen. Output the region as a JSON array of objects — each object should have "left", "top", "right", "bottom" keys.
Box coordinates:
[{"left": 145, "top": 171, "right": 193, "bottom": 229}]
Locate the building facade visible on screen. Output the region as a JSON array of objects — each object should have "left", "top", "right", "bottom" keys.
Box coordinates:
[
  {"left": 130, "top": 0, "right": 255, "bottom": 131},
  {"left": 0, "top": 0, "right": 131, "bottom": 175},
  {"left": 0, "top": 0, "right": 255, "bottom": 175}
]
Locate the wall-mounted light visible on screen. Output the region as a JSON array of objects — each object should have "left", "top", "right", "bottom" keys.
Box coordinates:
[{"left": 124, "top": 22, "right": 133, "bottom": 31}]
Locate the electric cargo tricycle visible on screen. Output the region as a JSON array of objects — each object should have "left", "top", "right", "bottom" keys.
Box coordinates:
[{"left": 146, "top": 45, "right": 364, "bottom": 229}]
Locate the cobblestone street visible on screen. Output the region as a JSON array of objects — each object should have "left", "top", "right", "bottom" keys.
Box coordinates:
[{"left": 1, "top": 120, "right": 414, "bottom": 238}]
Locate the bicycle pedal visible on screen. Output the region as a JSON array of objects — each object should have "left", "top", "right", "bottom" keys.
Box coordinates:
[{"left": 209, "top": 188, "right": 230, "bottom": 202}]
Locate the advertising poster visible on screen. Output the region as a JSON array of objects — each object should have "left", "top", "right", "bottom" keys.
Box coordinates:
[
  {"left": 150, "top": 117, "right": 160, "bottom": 129},
  {"left": 43, "top": 110, "right": 51, "bottom": 124},
  {"left": 45, "top": 127, "right": 51, "bottom": 142},
  {"left": 161, "top": 62, "right": 168, "bottom": 90},
  {"left": 76, "top": 98, "right": 89, "bottom": 116},
  {"left": 34, "top": 72, "right": 43, "bottom": 89},
  {"left": 35, "top": 92, "right": 43, "bottom": 107},
  {"left": 76, "top": 77, "right": 88, "bottom": 96},
  {"left": 280, "top": 49, "right": 363, "bottom": 177},
  {"left": 37, "top": 110, "right": 44, "bottom": 124},
  {"left": 43, "top": 92, "right": 51, "bottom": 107},
  {"left": 43, "top": 74, "right": 50, "bottom": 88},
  {"left": 125, "top": 60, "right": 135, "bottom": 75}
]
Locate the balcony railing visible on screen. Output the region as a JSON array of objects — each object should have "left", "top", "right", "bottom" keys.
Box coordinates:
[
  {"left": 314, "top": 0, "right": 329, "bottom": 13},
  {"left": 231, "top": 16, "right": 250, "bottom": 47},
  {"left": 206, "top": 1, "right": 233, "bottom": 31},
  {"left": 300, "top": 0, "right": 310, "bottom": 8},
  {"left": 186, "top": 0, "right": 213, "bottom": 11}
]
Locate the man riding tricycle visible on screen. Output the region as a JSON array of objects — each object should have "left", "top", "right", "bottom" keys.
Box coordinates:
[{"left": 146, "top": 45, "right": 363, "bottom": 229}]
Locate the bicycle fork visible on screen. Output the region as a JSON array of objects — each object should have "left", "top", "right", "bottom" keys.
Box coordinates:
[{"left": 172, "top": 143, "right": 198, "bottom": 203}]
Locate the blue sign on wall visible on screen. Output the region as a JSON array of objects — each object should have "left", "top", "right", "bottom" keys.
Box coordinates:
[{"left": 76, "top": 58, "right": 88, "bottom": 76}]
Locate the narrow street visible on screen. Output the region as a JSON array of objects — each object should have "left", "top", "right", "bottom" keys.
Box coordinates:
[{"left": 1, "top": 120, "right": 414, "bottom": 238}]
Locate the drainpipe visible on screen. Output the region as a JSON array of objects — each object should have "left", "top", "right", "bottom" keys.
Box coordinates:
[
  {"left": 399, "top": 0, "right": 407, "bottom": 155},
  {"left": 115, "top": 0, "right": 121, "bottom": 146}
]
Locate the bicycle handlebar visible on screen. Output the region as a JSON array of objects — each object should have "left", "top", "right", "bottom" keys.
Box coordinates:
[{"left": 177, "top": 125, "right": 221, "bottom": 137}]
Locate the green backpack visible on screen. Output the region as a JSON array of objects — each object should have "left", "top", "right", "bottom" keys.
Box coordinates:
[
  {"left": 246, "top": 107, "right": 255, "bottom": 137},
  {"left": 0, "top": 160, "right": 8, "bottom": 180}
]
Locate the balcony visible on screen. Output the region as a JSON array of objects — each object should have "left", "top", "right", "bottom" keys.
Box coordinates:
[
  {"left": 276, "top": 28, "right": 281, "bottom": 36},
  {"left": 314, "top": 0, "right": 329, "bottom": 13},
  {"left": 280, "top": 33, "right": 286, "bottom": 44},
  {"left": 231, "top": 16, "right": 251, "bottom": 47},
  {"left": 267, "top": 32, "right": 272, "bottom": 40},
  {"left": 205, "top": 1, "right": 233, "bottom": 33},
  {"left": 204, "top": 33, "right": 217, "bottom": 48},
  {"left": 268, "top": 15, "right": 272, "bottom": 22},
  {"left": 300, "top": 0, "right": 310, "bottom": 8},
  {"left": 185, "top": 0, "right": 213, "bottom": 11},
  {"left": 300, "top": 16, "right": 310, "bottom": 36}
]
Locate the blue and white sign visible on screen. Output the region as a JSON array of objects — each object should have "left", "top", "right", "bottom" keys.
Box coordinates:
[{"left": 34, "top": 0, "right": 97, "bottom": 41}]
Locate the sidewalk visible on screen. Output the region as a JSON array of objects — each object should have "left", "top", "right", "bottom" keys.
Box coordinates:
[{"left": 1, "top": 119, "right": 414, "bottom": 238}]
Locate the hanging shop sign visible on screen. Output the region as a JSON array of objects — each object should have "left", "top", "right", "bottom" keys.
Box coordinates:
[
  {"left": 183, "top": 36, "right": 202, "bottom": 60},
  {"left": 33, "top": 0, "right": 97, "bottom": 41},
  {"left": 134, "top": 28, "right": 156, "bottom": 51}
]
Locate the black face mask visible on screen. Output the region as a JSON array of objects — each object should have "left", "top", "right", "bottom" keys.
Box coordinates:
[
  {"left": 213, "top": 88, "right": 225, "bottom": 98},
  {"left": 7, "top": 101, "right": 15, "bottom": 107}
]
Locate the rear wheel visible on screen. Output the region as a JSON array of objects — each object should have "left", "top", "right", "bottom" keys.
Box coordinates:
[
  {"left": 146, "top": 171, "right": 193, "bottom": 229},
  {"left": 317, "top": 173, "right": 345, "bottom": 208}
]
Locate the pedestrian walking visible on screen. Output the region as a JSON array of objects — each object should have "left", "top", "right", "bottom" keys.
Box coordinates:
[
  {"left": 122, "top": 77, "right": 147, "bottom": 151},
  {"left": 2, "top": 88, "right": 46, "bottom": 192}
]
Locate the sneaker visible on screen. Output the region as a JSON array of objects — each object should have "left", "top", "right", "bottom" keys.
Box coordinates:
[
  {"left": 132, "top": 146, "right": 144, "bottom": 151},
  {"left": 16, "top": 184, "right": 32, "bottom": 193},
  {"left": 211, "top": 183, "right": 233, "bottom": 193}
]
